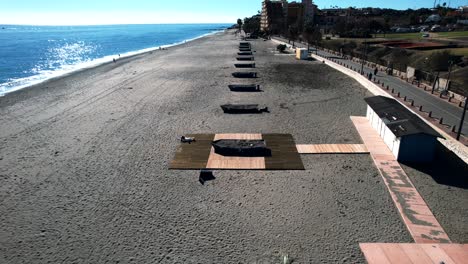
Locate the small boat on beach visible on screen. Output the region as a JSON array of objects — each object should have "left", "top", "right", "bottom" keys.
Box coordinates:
[
  {"left": 228, "top": 84, "right": 261, "bottom": 92},
  {"left": 220, "top": 104, "right": 268, "bottom": 114},
  {"left": 234, "top": 63, "right": 255, "bottom": 68},
  {"left": 212, "top": 139, "right": 272, "bottom": 157},
  {"left": 232, "top": 72, "right": 257, "bottom": 78},
  {"left": 237, "top": 56, "right": 254, "bottom": 61}
]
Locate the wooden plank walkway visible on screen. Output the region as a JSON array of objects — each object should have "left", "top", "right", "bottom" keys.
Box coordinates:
[
  {"left": 360, "top": 243, "right": 468, "bottom": 264},
  {"left": 207, "top": 134, "right": 265, "bottom": 170},
  {"left": 296, "top": 144, "right": 369, "bottom": 154},
  {"left": 351, "top": 116, "right": 451, "bottom": 244}
]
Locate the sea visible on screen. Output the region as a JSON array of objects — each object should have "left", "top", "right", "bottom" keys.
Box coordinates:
[{"left": 0, "top": 24, "right": 229, "bottom": 96}]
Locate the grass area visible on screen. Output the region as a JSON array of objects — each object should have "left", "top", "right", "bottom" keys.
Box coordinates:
[
  {"left": 434, "top": 31, "right": 468, "bottom": 38},
  {"left": 372, "top": 32, "right": 423, "bottom": 40},
  {"left": 422, "top": 48, "right": 468, "bottom": 57},
  {"left": 372, "top": 31, "right": 468, "bottom": 40}
]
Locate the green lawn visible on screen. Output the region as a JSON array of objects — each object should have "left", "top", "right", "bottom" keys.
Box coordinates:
[
  {"left": 435, "top": 31, "right": 468, "bottom": 38},
  {"left": 372, "top": 32, "right": 423, "bottom": 40},
  {"left": 372, "top": 31, "right": 468, "bottom": 40},
  {"left": 423, "top": 48, "right": 468, "bottom": 57}
]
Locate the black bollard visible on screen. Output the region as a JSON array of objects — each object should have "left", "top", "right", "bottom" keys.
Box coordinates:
[
  {"left": 452, "top": 126, "right": 457, "bottom": 133},
  {"left": 391, "top": 88, "right": 395, "bottom": 93},
  {"left": 419, "top": 105, "right": 423, "bottom": 111},
  {"left": 404, "top": 96, "right": 407, "bottom": 101},
  {"left": 439, "top": 118, "right": 444, "bottom": 125},
  {"left": 429, "top": 111, "right": 432, "bottom": 118},
  {"left": 411, "top": 100, "right": 415, "bottom": 107},
  {"left": 397, "top": 92, "right": 400, "bottom": 97}
]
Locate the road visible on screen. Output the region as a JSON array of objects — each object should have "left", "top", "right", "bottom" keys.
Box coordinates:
[{"left": 273, "top": 37, "right": 468, "bottom": 136}]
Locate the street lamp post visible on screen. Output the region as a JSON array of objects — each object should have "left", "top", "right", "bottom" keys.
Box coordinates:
[
  {"left": 360, "top": 42, "right": 368, "bottom": 75},
  {"left": 457, "top": 96, "right": 467, "bottom": 141},
  {"left": 444, "top": 60, "right": 453, "bottom": 92}
]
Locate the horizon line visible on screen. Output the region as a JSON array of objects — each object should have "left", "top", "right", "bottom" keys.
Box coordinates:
[{"left": 0, "top": 22, "right": 234, "bottom": 27}]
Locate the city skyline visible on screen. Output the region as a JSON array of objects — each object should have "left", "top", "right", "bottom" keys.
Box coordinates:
[{"left": 0, "top": 0, "right": 466, "bottom": 25}]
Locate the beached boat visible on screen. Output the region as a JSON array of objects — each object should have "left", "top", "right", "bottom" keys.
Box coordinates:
[
  {"left": 220, "top": 104, "right": 268, "bottom": 113},
  {"left": 228, "top": 84, "right": 261, "bottom": 92},
  {"left": 232, "top": 72, "right": 257, "bottom": 78},
  {"left": 234, "top": 63, "right": 255, "bottom": 68},
  {"left": 212, "top": 139, "right": 271, "bottom": 157},
  {"left": 237, "top": 56, "right": 254, "bottom": 61}
]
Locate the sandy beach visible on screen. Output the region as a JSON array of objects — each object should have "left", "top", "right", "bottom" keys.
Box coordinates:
[{"left": 1, "top": 30, "right": 466, "bottom": 263}]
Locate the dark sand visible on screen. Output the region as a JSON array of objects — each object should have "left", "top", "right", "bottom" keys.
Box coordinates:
[{"left": 2, "top": 29, "right": 463, "bottom": 263}]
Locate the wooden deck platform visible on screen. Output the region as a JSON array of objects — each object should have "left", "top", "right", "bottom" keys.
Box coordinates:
[
  {"left": 206, "top": 134, "right": 265, "bottom": 170},
  {"left": 351, "top": 116, "right": 450, "bottom": 244},
  {"left": 296, "top": 144, "right": 369, "bottom": 154},
  {"left": 169, "top": 134, "right": 304, "bottom": 170},
  {"left": 360, "top": 243, "right": 468, "bottom": 264}
]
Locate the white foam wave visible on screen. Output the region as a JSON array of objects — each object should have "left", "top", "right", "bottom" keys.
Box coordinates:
[{"left": 0, "top": 29, "right": 225, "bottom": 96}]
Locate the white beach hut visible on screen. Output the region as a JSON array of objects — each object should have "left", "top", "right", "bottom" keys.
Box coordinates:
[
  {"left": 364, "top": 96, "right": 443, "bottom": 163},
  {"left": 296, "top": 48, "right": 308, "bottom": 60}
]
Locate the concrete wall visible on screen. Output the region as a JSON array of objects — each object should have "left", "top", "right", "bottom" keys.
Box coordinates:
[{"left": 398, "top": 134, "right": 437, "bottom": 163}]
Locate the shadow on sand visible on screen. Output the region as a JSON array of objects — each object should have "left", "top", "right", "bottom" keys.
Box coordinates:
[
  {"left": 199, "top": 170, "right": 216, "bottom": 185},
  {"left": 401, "top": 142, "right": 468, "bottom": 189}
]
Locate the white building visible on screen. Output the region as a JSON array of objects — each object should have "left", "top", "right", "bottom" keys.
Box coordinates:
[{"left": 365, "top": 96, "right": 443, "bottom": 163}]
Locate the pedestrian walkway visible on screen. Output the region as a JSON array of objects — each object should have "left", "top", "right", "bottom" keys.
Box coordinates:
[
  {"left": 351, "top": 116, "right": 450, "bottom": 243},
  {"left": 296, "top": 144, "right": 368, "bottom": 154},
  {"left": 360, "top": 243, "right": 467, "bottom": 264},
  {"left": 272, "top": 36, "right": 467, "bottom": 136}
]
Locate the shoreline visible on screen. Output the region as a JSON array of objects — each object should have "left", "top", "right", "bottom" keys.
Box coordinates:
[{"left": 0, "top": 28, "right": 227, "bottom": 97}]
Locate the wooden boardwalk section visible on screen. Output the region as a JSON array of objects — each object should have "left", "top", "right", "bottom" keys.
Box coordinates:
[
  {"left": 351, "top": 116, "right": 450, "bottom": 244},
  {"left": 296, "top": 144, "right": 368, "bottom": 154},
  {"left": 360, "top": 243, "right": 468, "bottom": 264},
  {"left": 170, "top": 134, "right": 304, "bottom": 170}
]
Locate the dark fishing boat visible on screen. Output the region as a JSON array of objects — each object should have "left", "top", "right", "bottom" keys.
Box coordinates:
[
  {"left": 237, "top": 56, "right": 254, "bottom": 61},
  {"left": 220, "top": 104, "right": 268, "bottom": 114},
  {"left": 234, "top": 63, "right": 255, "bottom": 68},
  {"left": 228, "top": 84, "right": 261, "bottom": 92},
  {"left": 232, "top": 72, "right": 257, "bottom": 78},
  {"left": 212, "top": 139, "right": 271, "bottom": 157}
]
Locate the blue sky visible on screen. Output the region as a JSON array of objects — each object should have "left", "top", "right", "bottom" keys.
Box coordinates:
[{"left": 0, "top": 0, "right": 467, "bottom": 25}]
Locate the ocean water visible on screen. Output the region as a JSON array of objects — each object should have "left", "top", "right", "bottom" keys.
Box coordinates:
[{"left": 0, "top": 24, "right": 229, "bottom": 96}]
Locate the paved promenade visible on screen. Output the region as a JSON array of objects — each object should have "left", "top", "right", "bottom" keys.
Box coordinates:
[{"left": 273, "top": 36, "right": 468, "bottom": 136}]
